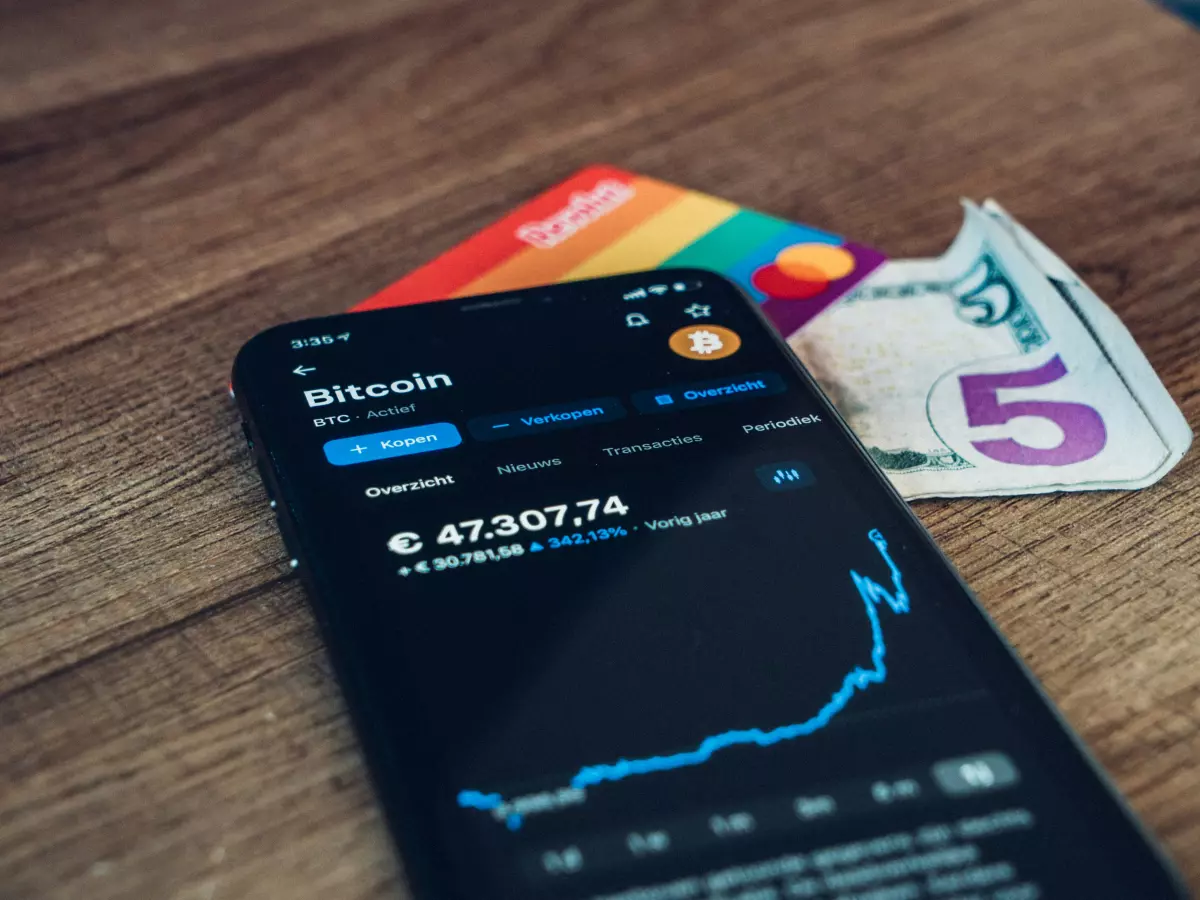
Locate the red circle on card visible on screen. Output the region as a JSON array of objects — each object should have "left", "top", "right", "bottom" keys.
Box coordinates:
[{"left": 750, "top": 262, "right": 829, "bottom": 300}]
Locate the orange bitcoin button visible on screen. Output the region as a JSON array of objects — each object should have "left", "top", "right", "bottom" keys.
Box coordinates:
[{"left": 668, "top": 325, "right": 742, "bottom": 361}]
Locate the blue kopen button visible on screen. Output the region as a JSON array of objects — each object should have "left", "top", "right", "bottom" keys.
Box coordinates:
[{"left": 323, "top": 422, "right": 462, "bottom": 466}]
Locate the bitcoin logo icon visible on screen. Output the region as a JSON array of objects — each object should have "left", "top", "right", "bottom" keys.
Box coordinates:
[
  {"left": 669, "top": 324, "right": 741, "bottom": 361},
  {"left": 688, "top": 330, "right": 723, "bottom": 355}
]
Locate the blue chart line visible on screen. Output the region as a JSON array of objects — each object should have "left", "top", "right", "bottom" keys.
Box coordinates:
[{"left": 458, "top": 528, "right": 910, "bottom": 830}]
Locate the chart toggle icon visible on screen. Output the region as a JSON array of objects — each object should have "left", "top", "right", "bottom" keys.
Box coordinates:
[{"left": 756, "top": 461, "right": 816, "bottom": 491}]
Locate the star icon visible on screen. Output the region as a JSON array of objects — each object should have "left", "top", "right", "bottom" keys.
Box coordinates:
[{"left": 683, "top": 303, "right": 712, "bottom": 319}]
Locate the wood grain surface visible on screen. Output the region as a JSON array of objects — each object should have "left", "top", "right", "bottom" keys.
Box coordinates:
[{"left": 2, "top": 0, "right": 1198, "bottom": 897}]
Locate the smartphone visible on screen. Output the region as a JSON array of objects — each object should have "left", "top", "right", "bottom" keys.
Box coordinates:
[{"left": 233, "top": 270, "right": 1186, "bottom": 900}]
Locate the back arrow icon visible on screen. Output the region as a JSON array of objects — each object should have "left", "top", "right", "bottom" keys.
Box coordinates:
[{"left": 293, "top": 365, "right": 316, "bottom": 376}]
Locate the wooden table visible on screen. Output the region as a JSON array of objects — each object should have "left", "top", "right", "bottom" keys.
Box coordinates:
[{"left": 2, "top": 0, "right": 1198, "bottom": 896}]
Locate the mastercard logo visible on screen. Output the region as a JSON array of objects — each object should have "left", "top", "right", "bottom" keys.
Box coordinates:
[{"left": 750, "top": 243, "right": 858, "bottom": 300}]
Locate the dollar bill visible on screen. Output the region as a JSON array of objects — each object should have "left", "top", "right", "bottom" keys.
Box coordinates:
[{"left": 789, "top": 201, "right": 1191, "bottom": 499}]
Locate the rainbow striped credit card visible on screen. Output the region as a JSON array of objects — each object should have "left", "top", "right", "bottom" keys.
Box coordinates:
[{"left": 352, "top": 165, "right": 885, "bottom": 338}]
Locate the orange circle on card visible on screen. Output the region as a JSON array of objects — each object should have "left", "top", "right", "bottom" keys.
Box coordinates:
[
  {"left": 777, "top": 243, "right": 857, "bottom": 280},
  {"left": 669, "top": 325, "right": 742, "bottom": 360}
]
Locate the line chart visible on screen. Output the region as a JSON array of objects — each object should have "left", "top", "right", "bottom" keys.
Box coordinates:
[{"left": 458, "top": 528, "right": 910, "bottom": 830}]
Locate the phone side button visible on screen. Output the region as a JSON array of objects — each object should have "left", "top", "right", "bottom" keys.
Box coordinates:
[
  {"left": 273, "top": 512, "right": 302, "bottom": 572},
  {"left": 255, "top": 459, "right": 277, "bottom": 503}
]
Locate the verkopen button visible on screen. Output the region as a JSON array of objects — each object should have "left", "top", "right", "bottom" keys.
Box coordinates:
[
  {"left": 323, "top": 422, "right": 462, "bottom": 466},
  {"left": 467, "top": 397, "right": 625, "bottom": 441}
]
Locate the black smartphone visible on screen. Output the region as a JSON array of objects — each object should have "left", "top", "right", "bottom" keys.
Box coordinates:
[{"left": 232, "top": 270, "right": 1185, "bottom": 900}]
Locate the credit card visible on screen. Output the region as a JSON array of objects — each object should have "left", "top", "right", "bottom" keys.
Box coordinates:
[{"left": 351, "top": 165, "right": 885, "bottom": 339}]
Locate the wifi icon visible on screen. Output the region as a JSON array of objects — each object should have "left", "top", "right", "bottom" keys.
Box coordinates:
[{"left": 529, "top": 542, "right": 544, "bottom": 553}]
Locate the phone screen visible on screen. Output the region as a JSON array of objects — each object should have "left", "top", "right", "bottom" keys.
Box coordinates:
[{"left": 233, "top": 271, "right": 1183, "bottom": 900}]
